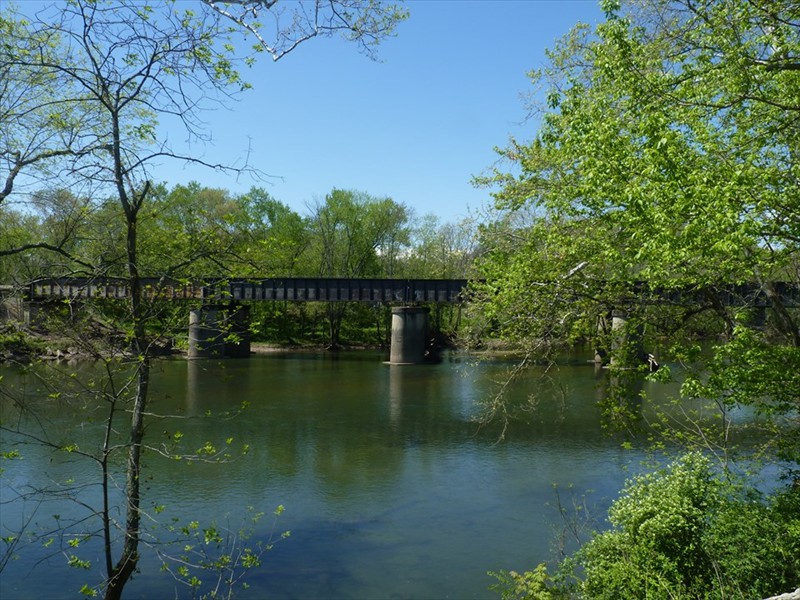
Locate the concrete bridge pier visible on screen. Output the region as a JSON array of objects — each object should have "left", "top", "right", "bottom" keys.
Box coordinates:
[
  {"left": 188, "top": 305, "right": 251, "bottom": 359},
  {"left": 608, "top": 309, "right": 655, "bottom": 370},
  {"left": 593, "top": 311, "right": 612, "bottom": 365},
  {"left": 388, "top": 306, "right": 430, "bottom": 365}
]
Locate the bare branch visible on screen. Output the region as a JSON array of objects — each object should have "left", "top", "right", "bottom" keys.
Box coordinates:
[{"left": 203, "top": 0, "right": 407, "bottom": 61}]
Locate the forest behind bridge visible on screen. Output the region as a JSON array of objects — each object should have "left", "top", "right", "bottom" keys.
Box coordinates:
[{"left": 1, "top": 184, "right": 478, "bottom": 349}]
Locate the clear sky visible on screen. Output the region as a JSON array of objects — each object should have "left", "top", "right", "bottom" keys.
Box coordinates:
[{"left": 152, "top": 1, "right": 605, "bottom": 223}]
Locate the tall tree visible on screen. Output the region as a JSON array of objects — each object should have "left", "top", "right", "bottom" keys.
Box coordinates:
[
  {"left": 305, "top": 188, "right": 410, "bottom": 346},
  {"left": 0, "top": 14, "right": 105, "bottom": 206},
  {"left": 0, "top": 1, "right": 406, "bottom": 597},
  {"left": 0, "top": 189, "right": 95, "bottom": 282},
  {"left": 474, "top": 0, "right": 799, "bottom": 455},
  {"left": 307, "top": 188, "right": 410, "bottom": 279},
  {"left": 404, "top": 213, "right": 478, "bottom": 279},
  {"left": 478, "top": 1, "right": 800, "bottom": 595},
  {"left": 228, "top": 186, "right": 309, "bottom": 277}
]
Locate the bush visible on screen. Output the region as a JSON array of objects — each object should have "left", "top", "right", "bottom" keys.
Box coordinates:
[
  {"left": 704, "top": 486, "right": 800, "bottom": 599},
  {"left": 493, "top": 453, "right": 800, "bottom": 599},
  {"left": 576, "top": 453, "right": 717, "bottom": 599},
  {"left": 489, "top": 564, "right": 562, "bottom": 600}
]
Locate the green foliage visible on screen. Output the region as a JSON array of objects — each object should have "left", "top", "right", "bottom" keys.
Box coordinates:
[
  {"left": 303, "top": 189, "right": 411, "bottom": 347},
  {"left": 471, "top": 0, "right": 800, "bottom": 462},
  {"left": 589, "top": 453, "right": 720, "bottom": 595},
  {"left": 474, "top": 0, "right": 799, "bottom": 309},
  {"left": 704, "top": 488, "right": 800, "bottom": 598},
  {"left": 676, "top": 326, "right": 800, "bottom": 465},
  {"left": 403, "top": 214, "right": 478, "bottom": 279},
  {"left": 79, "top": 583, "right": 98, "bottom": 597},
  {"left": 0, "top": 329, "right": 44, "bottom": 358},
  {"left": 306, "top": 188, "right": 411, "bottom": 279},
  {"left": 234, "top": 187, "right": 309, "bottom": 276},
  {"left": 555, "top": 453, "right": 800, "bottom": 600},
  {"left": 489, "top": 564, "right": 561, "bottom": 600},
  {"left": 158, "top": 505, "right": 288, "bottom": 600},
  {"left": 67, "top": 554, "right": 91, "bottom": 570},
  {"left": 136, "top": 183, "right": 301, "bottom": 278}
]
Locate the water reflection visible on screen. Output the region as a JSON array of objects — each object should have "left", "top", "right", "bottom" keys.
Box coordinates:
[
  {"left": 3, "top": 352, "right": 656, "bottom": 600},
  {"left": 388, "top": 364, "right": 403, "bottom": 427}
]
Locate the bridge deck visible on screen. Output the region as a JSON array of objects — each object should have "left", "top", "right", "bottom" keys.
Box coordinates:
[
  {"left": 23, "top": 277, "right": 800, "bottom": 307},
  {"left": 27, "top": 277, "right": 471, "bottom": 304}
]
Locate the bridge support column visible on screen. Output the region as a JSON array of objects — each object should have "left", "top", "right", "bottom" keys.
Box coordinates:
[
  {"left": 593, "top": 311, "right": 611, "bottom": 364},
  {"left": 188, "top": 305, "right": 251, "bottom": 359},
  {"left": 609, "top": 309, "right": 650, "bottom": 370},
  {"left": 389, "top": 306, "right": 429, "bottom": 365}
]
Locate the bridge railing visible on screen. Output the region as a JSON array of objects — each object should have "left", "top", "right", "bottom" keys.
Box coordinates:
[
  {"left": 25, "top": 277, "right": 799, "bottom": 307},
  {"left": 645, "top": 282, "right": 799, "bottom": 308},
  {"left": 218, "top": 278, "right": 469, "bottom": 304},
  {"left": 27, "top": 277, "right": 471, "bottom": 304},
  {"left": 29, "top": 278, "right": 205, "bottom": 300}
]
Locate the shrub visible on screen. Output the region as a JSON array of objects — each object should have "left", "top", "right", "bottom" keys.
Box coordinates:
[{"left": 494, "top": 454, "right": 800, "bottom": 599}]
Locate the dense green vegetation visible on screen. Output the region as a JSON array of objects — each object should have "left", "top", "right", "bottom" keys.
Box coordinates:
[
  {"left": 475, "top": 0, "right": 800, "bottom": 597},
  {"left": 0, "top": 183, "right": 475, "bottom": 349},
  {"left": 491, "top": 454, "right": 800, "bottom": 599}
]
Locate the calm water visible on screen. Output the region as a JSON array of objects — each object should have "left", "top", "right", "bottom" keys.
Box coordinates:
[{"left": 1, "top": 351, "right": 664, "bottom": 599}]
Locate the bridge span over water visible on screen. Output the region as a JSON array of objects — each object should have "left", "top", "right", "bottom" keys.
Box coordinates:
[
  {"left": 22, "top": 277, "right": 470, "bottom": 363},
  {"left": 27, "top": 277, "right": 470, "bottom": 305},
  {"left": 14, "top": 277, "right": 800, "bottom": 363},
  {"left": 26, "top": 277, "right": 800, "bottom": 307}
]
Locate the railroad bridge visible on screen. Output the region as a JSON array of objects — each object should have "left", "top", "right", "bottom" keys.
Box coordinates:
[
  {"left": 12, "top": 277, "right": 800, "bottom": 364},
  {"left": 23, "top": 277, "right": 470, "bottom": 364}
]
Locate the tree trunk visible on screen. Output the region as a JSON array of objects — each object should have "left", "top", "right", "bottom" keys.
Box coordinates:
[
  {"left": 326, "top": 303, "right": 344, "bottom": 349},
  {"left": 105, "top": 359, "right": 149, "bottom": 600},
  {"left": 105, "top": 177, "right": 149, "bottom": 599}
]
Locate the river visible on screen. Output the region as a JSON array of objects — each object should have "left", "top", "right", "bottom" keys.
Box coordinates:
[{"left": 1, "top": 351, "right": 667, "bottom": 599}]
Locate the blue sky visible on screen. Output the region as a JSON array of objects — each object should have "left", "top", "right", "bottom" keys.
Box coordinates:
[{"left": 154, "top": 1, "right": 604, "bottom": 222}]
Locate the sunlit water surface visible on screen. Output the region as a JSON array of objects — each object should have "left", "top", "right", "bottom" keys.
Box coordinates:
[{"left": 2, "top": 351, "right": 671, "bottom": 599}]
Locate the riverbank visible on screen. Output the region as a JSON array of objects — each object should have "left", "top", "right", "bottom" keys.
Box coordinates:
[
  {"left": 1, "top": 323, "right": 504, "bottom": 363},
  {"left": 0, "top": 326, "right": 392, "bottom": 363}
]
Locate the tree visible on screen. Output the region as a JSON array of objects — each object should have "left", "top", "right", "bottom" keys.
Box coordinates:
[
  {"left": 0, "top": 14, "right": 106, "bottom": 207},
  {"left": 477, "top": 1, "right": 799, "bottom": 594},
  {"left": 0, "top": 187, "right": 102, "bottom": 283},
  {"left": 473, "top": 0, "right": 799, "bottom": 454},
  {"left": 231, "top": 187, "right": 308, "bottom": 277},
  {"left": 225, "top": 187, "right": 310, "bottom": 342},
  {"left": 137, "top": 183, "right": 243, "bottom": 279},
  {"left": 404, "top": 214, "right": 478, "bottom": 280},
  {"left": 1, "top": 4, "right": 263, "bottom": 595},
  {"left": 0, "top": 1, "right": 406, "bottom": 597},
  {"left": 0, "top": 203, "right": 49, "bottom": 283},
  {"left": 306, "top": 189, "right": 410, "bottom": 279},
  {"left": 203, "top": 0, "right": 408, "bottom": 62},
  {"left": 139, "top": 182, "right": 312, "bottom": 342},
  {"left": 305, "top": 188, "right": 410, "bottom": 347},
  {"left": 400, "top": 214, "right": 477, "bottom": 343}
]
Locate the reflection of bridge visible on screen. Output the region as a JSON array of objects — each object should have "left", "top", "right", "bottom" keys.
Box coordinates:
[{"left": 24, "top": 277, "right": 471, "bottom": 364}]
